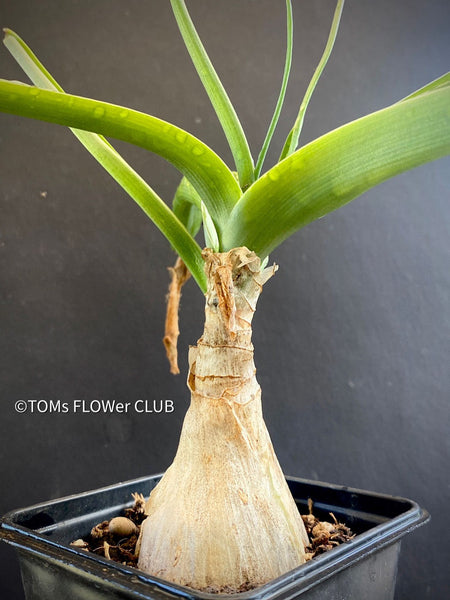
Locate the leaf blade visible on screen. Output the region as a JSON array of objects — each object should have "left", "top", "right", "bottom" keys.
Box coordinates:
[
  {"left": 2, "top": 29, "right": 207, "bottom": 290},
  {"left": 223, "top": 84, "right": 450, "bottom": 256},
  {"left": 279, "top": 0, "right": 345, "bottom": 161},
  {"left": 254, "top": 0, "right": 293, "bottom": 179},
  {"left": 170, "top": 0, "right": 254, "bottom": 190},
  {"left": 0, "top": 78, "right": 241, "bottom": 239},
  {"left": 79, "top": 135, "right": 207, "bottom": 291},
  {"left": 399, "top": 71, "right": 450, "bottom": 102},
  {"left": 172, "top": 177, "right": 202, "bottom": 237}
]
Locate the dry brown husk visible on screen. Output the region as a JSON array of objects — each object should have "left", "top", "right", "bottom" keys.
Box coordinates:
[
  {"left": 137, "top": 247, "right": 308, "bottom": 593},
  {"left": 163, "top": 256, "right": 191, "bottom": 374}
]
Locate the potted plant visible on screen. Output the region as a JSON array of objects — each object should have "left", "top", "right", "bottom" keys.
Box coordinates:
[{"left": 0, "top": 0, "right": 448, "bottom": 598}]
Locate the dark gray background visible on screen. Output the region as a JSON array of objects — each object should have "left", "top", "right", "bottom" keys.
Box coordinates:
[{"left": 0, "top": 1, "right": 449, "bottom": 598}]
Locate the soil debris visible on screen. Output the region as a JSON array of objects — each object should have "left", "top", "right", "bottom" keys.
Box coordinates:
[
  {"left": 302, "top": 498, "right": 355, "bottom": 560},
  {"left": 70, "top": 493, "right": 355, "bottom": 571},
  {"left": 70, "top": 492, "right": 146, "bottom": 567}
]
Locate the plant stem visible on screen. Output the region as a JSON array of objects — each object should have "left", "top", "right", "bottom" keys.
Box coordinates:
[{"left": 138, "top": 248, "right": 308, "bottom": 592}]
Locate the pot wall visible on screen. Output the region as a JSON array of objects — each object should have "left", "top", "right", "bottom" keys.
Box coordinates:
[
  {"left": 1, "top": 476, "right": 428, "bottom": 600},
  {"left": 16, "top": 544, "right": 401, "bottom": 600}
]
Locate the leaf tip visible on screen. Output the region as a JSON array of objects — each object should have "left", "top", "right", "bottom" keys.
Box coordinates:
[{"left": 2, "top": 28, "right": 16, "bottom": 46}]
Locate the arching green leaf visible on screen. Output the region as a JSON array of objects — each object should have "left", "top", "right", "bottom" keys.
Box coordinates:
[
  {"left": 2, "top": 29, "right": 207, "bottom": 290},
  {"left": 254, "top": 0, "right": 293, "bottom": 178},
  {"left": 172, "top": 177, "right": 202, "bottom": 237},
  {"left": 279, "top": 0, "right": 345, "bottom": 160},
  {"left": 223, "top": 84, "right": 450, "bottom": 256},
  {"left": 170, "top": 0, "right": 254, "bottom": 190},
  {"left": 0, "top": 78, "right": 241, "bottom": 239}
]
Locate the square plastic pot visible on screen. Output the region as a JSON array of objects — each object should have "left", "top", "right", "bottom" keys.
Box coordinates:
[{"left": 0, "top": 475, "right": 428, "bottom": 600}]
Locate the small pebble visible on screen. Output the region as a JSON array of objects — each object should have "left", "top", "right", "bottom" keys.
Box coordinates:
[
  {"left": 70, "top": 538, "right": 88, "bottom": 548},
  {"left": 108, "top": 516, "right": 137, "bottom": 537}
]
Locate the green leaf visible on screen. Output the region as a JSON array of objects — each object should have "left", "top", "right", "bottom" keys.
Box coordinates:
[
  {"left": 223, "top": 83, "right": 450, "bottom": 257},
  {"left": 201, "top": 201, "right": 219, "bottom": 252},
  {"left": 3, "top": 28, "right": 117, "bottom": 154},
  {"left": 0, "top": 78, "right": 241, "bottom": 240},
  {"left": 279, "top": 0, "right": 345, "bottom": 161},
  {"left": 172, "top": 177, "right": 202, "bottom": 237},
  {"left": 4, "top": 29, "right": 62, "bottom": 89},
  {"left": 170, "top": 0, "right": 254, "bottom": 190},
  {"left": 2, "top": 29, "right": 207, "bottom": 291},
  {"left": 399, "top": 71, "right": 450, "bottom": 102},
  {"left": 254, "top": 0, "right": 293, "bottom": 179},
  {"left": 172, "top": 176, "right": 221, "bottom": 250}
]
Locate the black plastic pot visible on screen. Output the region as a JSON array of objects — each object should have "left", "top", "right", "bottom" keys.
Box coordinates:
[{"left": 1, "top": 475, "right": 428, "bottom": 600}]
